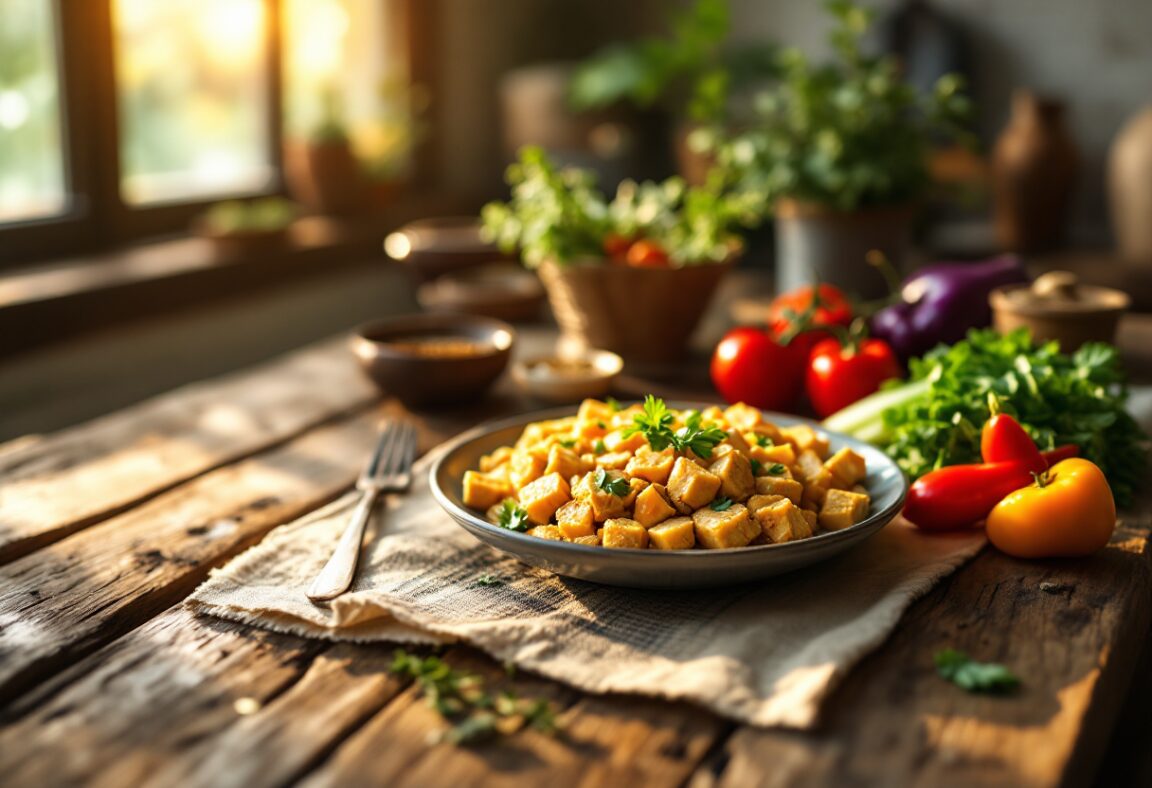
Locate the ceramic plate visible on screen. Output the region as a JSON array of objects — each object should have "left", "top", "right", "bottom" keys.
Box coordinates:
[{"left": 429, "top": 404, "right": 908, "bottom": 589}]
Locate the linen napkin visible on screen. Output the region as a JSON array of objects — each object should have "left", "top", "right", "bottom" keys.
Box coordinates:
[{"left": 188, "top": 443, "right": 986, "bottom": 729}]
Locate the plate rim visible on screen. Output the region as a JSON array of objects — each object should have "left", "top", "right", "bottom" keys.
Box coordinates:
[{"left": 429, "top": 401, "right": 908, "bottom": 561}]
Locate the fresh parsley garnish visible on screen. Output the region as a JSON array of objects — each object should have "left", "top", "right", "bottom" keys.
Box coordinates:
[
  {"left": 391, "top": 650, "right": 559, "bottom": 744},
  {"left": 557, "top": 438, "right": 576, "bottom": 449},
  {"left": 606, "top": 397, "right": 622, "bottom": 412},
  {"left": 593, "top": 439, "right": 607, "bottom": 454},
  {"left": 934, "top": 649, "right": 1019, "bottom": 694},
  {"left": 750, "top": 459, "right": 763, "bottom": 475},
  {"left": 710, "top": 496, "right": 734, "bottom": 511},
  {"left": 497, "top": 500, "right": 531, "bottom": 532},
  {"left": 594, "top": 467, "right": 630, "bottom": 496},
  {"left": 622, "top": 395, "right": 728, "bottom": 458},
  {"left": 596, "top": 420, "right": 607, "bottom": 430},
  {"left": 473, "top": 573, "right": 504, "bottom": 587},
  {"left": 755, "top": 434, "right": 774, "bottom": 447},
  {"left": 767, "top": 463, "right": 787, "bottom": 475}
]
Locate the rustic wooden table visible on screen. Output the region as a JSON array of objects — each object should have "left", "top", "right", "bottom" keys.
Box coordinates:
[{"left": 1, "top": 312, "right": 1149, "bottom": 788}]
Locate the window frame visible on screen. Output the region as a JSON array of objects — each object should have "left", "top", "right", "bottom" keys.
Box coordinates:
[{"left": 0, "top": 0, "right": 424, "bottom": 269}]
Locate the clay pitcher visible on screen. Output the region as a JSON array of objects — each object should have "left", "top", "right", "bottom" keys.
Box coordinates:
[
  {"left": 991, "top": 91, "right": 1079, "bottom": 253},
  {"left": 1109, "top": 106, "right": 1152, "bottom": 264}
]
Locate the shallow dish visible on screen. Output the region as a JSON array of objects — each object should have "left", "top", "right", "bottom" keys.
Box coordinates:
[
  {"left": 510, "top": 349, "right": 624, "bottom": 404},
  {"left": 429, "top": 404, "right": 908, "bottom": 588}
]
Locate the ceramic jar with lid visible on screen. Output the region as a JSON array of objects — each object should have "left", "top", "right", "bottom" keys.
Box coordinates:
[
  {"left": 1109, "top": 106, "right": 1152, "bottom": 264},
  {"left": 989, "top": 271, "right": 1129, "bottom": 350}
]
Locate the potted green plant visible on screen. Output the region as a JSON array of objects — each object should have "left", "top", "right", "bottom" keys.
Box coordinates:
[
  {"left": 283, "top": 88, "right": 367, "bottom": 216},
  {"left": 195, "top": 197, "right": 299, "bottom": 262},
  {"left": 481, "top": 146, "right": 761, "bottom": 364},
  {"left": 717, "top": 0, "right": 971, "bottom": 298},
  {"left": 568, "top": 0, "right": 777, "bottom": 185}
]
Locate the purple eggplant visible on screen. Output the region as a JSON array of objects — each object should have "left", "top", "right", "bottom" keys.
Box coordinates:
[{"left": 870, "top": 256, "right": 1030, "bottom": 361}]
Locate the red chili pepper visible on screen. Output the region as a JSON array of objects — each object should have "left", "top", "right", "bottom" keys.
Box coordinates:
[
  {"left": 980, "top": 399, "right": 1045, "bottom": 472},
  {"left": 1041, "top": 444, "right": 1079, "bottom": 465},
  {"left": 904, "top": 460, "right": 1036, "bottom": 531}
]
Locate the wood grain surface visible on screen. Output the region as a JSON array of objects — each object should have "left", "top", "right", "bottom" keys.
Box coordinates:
[{"left": 1, "top": 311, "right": 1149, "bottom": 788}]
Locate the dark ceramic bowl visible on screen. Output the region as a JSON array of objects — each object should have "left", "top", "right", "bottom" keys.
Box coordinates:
[{"left": 352, "top": 313, "right": 516, "bottom": 409}]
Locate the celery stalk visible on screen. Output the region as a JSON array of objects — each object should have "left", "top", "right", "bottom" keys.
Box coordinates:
[{"left": 821, "top": 378, "right": 932, "bottom": 444}]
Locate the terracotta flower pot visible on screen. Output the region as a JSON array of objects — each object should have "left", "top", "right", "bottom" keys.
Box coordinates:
[
  {"left": 282, "top": 139, "right": 367, "bottom": 216},
  {"left": 775, "top": 199, "right": 913, "bottom": 300},
  {"left": 537, "top": 260, "right": 731, "bottom": 364}
]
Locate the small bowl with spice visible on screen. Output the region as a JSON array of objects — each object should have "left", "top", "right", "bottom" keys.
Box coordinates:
[
  {"left": 990, "top": 271, "right": 1130, "bottom": 351},
  {"left": 352, "top": 313, "right": 516, "bottom": 409},
  {"left": 510, "top": 349, "right": 624, "bottom": 404}
]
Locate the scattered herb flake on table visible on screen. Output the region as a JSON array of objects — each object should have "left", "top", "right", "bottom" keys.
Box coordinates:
[{"left": 935, "top": 648, "right": 1020, "bottom": 693}]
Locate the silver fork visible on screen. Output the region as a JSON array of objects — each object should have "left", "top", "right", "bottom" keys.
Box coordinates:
[{"left": 307, "top": 420, "right": 417, "bottom": 602}]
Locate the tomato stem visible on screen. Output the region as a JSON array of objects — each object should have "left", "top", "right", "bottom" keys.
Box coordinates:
[{"left": 1031, "top": 469, "right": 1053, "bottom": 489}]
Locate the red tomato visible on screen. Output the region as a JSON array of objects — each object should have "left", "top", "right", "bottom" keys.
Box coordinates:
[
  {"left": 625, "top": 239, "right": 670, "bottom": 268},
  {"left": 710, "top": 327, "right": 806, "bottom": 411},
  {"left": 769, "top": 284, "right": 854, "bottom": 358},
  {"left": 805, "top": 337, "right": 902, "bottom": 418},
  {"left": 603, "top": 233, "right": 631, "bottom": 262}
]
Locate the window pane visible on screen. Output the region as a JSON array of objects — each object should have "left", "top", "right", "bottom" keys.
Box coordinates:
[
  {"left": 284, "top": 0, "right": 417, "bottom": 181},
  {"left": 113, "top": 0, "right": 274, "bottom": 205},
  {"left": 0, "top": 0, "right": 66, "bottom": 222}
]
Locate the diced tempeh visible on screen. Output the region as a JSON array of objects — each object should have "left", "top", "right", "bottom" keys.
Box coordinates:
[
  {"left": 528, "top": 525, "right": 563, "bottom": 540},
  {"left": 572, "top": 534, "right": 601, "bottom": 546},
  {"left": 723, "top": 402, "right": 762, "bottom": 431},
  {"left": 708, "top": 451, "right": 756, "bottom": 501},
  {"left": 604, "top": 430, "right": 648, "bottom": 454},
  {"left": 748, "top": 442, "right": 797, "bottom": 467},
  {"left": 625, "top": 448, "right": 676, "bottom": 485},
  {"left": 746, "top": 493, "right": 785, "bottom": 515},
  {"left": 555, "top": 499, "right": 595, "bottom": 539},
  {"left": 748, "top": 421, "right": 784, "bottom": 445},
  {"left": 509, "top": 450, "right": 548, "bottom": 489},
  {"left": 794, "top": 449, "right": 826, "bottom": 482},
  {"left": 753, "top": 498, "right": 811, "bottom": 543},
  {"left": 824, "top": 447, "right": 867, "bottom": 489},
  {"left": 800, "top": 508, "right": 818, "bottom": 533},
  {"left": 518, "top": 472, "right": 571, "bottom": 524},
  {"left": 594, "top": 451, "right": 632, "bottom": 470},
  {"left": 721, "top": 430, "right": 751, "bottom": 455},
  {"left": 462, "top": 471, "right": 511, "bottom": 510},
  {"left": 602, "top": 518, "right": 649, "bottom": 549},
  {"left": 754, "top": 475, "right": 803, "bottom": 505},
  {"left": 780, "top": 424, "right": 830, "bottom": 458},
  {"left": 479, "top": 446, "right": 513, "bottom": 472},
  {"left": 665, "top": 456, "right": 723, "bottom": 513},
  {"left": 623, "top": 477, "right": 647, "bottom": 507},
  {"left": 819, "top": 488, "right": 870, "bottom": 530},
  {"left": 648, "top": 516, "right": 696, "bottom": 550},
  {"left": 632, "top": 483, "right": 677, "bottom": 527},
  {"left": 801, "top": 467, "right": 834, "bottom": 509},
  {"left": 693, "top": 504, "right": 760, "bottom": 549},
  {"left": 544, "top": 444, "right": 592, "bottom": 481},
  {"left": 572, "top": 471, "right": 627, "bottom": 521},
  {"left": 577, "top": 398, "right": 614, "bottom": 424}
]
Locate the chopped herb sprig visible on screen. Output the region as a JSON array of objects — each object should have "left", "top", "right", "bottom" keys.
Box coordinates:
[
  {"left": 623, "top": 395, "right": 728, "bottom": 458},
  {"left": 710, "top": 496, "right": 734, "bottom": 511},
  {"left": 497, "top": 500, "right": 531, "bottom": 532},
  {"left": 594, "top": 467, "right": 630, "bottom": 496},
  {"left": 934, "top": 649, "right": 1019, "bottom": 694}
]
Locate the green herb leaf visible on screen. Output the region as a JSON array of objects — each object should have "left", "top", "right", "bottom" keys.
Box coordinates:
[
  {"left": 767, "top": 463, "right": 786, "bottom": 475},
  {"left": 750, "top": 458, "right": 763, "bottom": 475},
  {"left": 935, "top": 649, "right": 1019, "bottom": 694},
  {"left": 606, "top": 397, "right": 622, "bottom": 412},
  {"left": 623, "top": 394, "right": 677, "bottom": 451},
  {"left": 710, "top": 496, "right": 734, "bottom": 511},
  {"left": 594, "top": 467, "right": 630, "bottom": 497},
  {"left": 674, "top": 411, "right": 729, "bottom": 458},
  {"left": 473, "top": 573, "right": 504, "bottom": 587},
  {"left": 593, "top": 439, "right": 607, "bottom": 454},
  {"left": 557, "top": 438, "right": 577, "bottom": 449},
  {"left": 596, "top": 420, "right": 607, "bottom": 430},
  {"left": 497, "top": 500, "right": 531, "bottom": 532},
  {"left": 755, "top": 434, "right": 774, "bottom": 447}
]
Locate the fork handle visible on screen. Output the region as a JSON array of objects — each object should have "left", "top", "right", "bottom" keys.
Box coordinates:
[{"left": 306, "top": 488, "right": 380, "bottom": 602}]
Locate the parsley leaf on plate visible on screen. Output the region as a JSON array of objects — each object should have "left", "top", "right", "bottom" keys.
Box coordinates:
[
  {"left": 594, "top": 467, "right": 630, "bottom": 496},
  {"left": 497, "top": 500, "right": 531, "bottom": 532}
]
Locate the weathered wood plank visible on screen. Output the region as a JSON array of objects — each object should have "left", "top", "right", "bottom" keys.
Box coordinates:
[
  {"left": 0, "top": 608, "right": 327, "bottom": 785},
  {"left": 694, "top": 518, "right": 1152, "bottom": 788},
  {"left": 300, "top": 646, "right": 729, "bottom": 788},
  {"left": 0, "top": 410, "right": 381, "bottom": 702},
  {"left": 0, "top": 337, "right": 375, "bottom": 564}
]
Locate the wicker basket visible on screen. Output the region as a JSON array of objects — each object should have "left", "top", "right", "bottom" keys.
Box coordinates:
[{"left": 537, "top": 259, "right": 732, "bottom": 364}]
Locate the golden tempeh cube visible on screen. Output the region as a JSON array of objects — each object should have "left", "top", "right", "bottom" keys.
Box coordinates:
[
  {"left": 800, "top": 508, "right": 818, "bottom": 533},
  {"left": 593, "top": 451, "right": 632, "bottom": 470},
  {"left": 780, "top": 424, "right": 830, "bottom": 458},
  {"left": 666, "top": 456, "right": 722, "bottom": 513},
  {"left": 509, "top": 450, "right": 548, "bottom": 489},
  {"left": 554, "top": 499, "right": 595, "bottom": 539},
  {"left": 604, "top": 430, "right": 648, "bottom": 454},
  {"left": 625, "top": 448, "right": 676, "bottom": 485},
  {"left": 753, "top": 498, "right": 811, "bottom": 543},
  {"left": 572, "top": 534, "right": 601, "bottom": 546},
  {"left": 517, "top": 472, "right": 571, "bottom": 525},
  {"left": 794, "top": 449, "right": 826, "bottom": 482},
  {"left": 462, "top": 471, "right": 511, "bottom": 510},
  {"left": 648, "top": 516, "right": 696, "bottom": 550},
  {"left": 824, "top": 447, "right": 867, "bottom": 489},
  {"left": 632, "top": 483, "right": 677, "bottom": 527},
  {"left": 754, "top": 475, "right": 803, "bottom": 505},
  {"left": 746, "top": 493, "right": 785, "bottom": 515},
  {"left": 748, "top": 442, "right": 797, "bottom": 467},
  {"left": 527, "top": 525, "right": 563, "bottom": 540},
  {"left": 801, "top": 468, "right": 834, "bottom": 509},
  {"left": 623, "top": 477, "right": 647, "bottom": 507},
  {"left": 708, "top": 451, "right": 756, "bottom": 501},
  {"left": 544, "top": 444, "right": 592, "bottom": 481},
  {"left": 602, "top": 518, "right": 650, "bottom": 549},
  {"left": 572, "top": 471, "right": 628, "bottom": 522},
  {"left": 723, "top": 402, "right": 762, "bottom": 431},
  {"left": 819, "top": 488, "right": 870, "bottom": 530},
  {"left": 479, "top": 446, "right": 513, "bottom": 472},
  {"left": 693, "top": 504, "right": 760, "bottom": 549}
]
